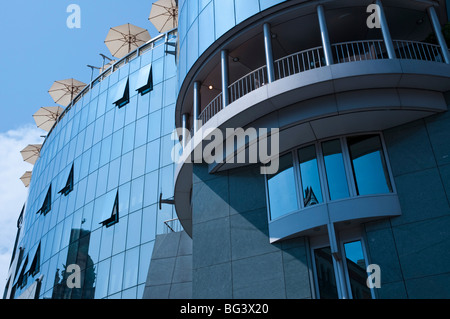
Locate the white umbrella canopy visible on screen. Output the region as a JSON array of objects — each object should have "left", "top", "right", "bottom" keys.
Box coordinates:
[
  {"left": 20, "top": 144, "right": 42, "bottom": 165},
  {"left": 20, "top": 171, "right": 32, "bottom": 187},
  {"left": 33, "top": 106, "right": 64, "bottom": 132},
  {"left": 48, "top": 79, "right": 86, "bottom": 107},
  {"left": 104, "top": 23, "right": 151, "bottom": 59},
  {"left": 149, "top": 0, "right": 178, "bottom": 33}
]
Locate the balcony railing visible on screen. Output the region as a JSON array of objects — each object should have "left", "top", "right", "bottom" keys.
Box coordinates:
[
  {"left": 195, "top": 39, "right": 445, "bottom": 131},
  {"left": 393, "top": 40, "right": 443, "bottom": 62},
  {"left": 274, "top": 46, "right": 325, "bottom": 80}
]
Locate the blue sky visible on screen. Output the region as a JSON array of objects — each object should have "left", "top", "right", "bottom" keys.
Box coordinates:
[
  {"left": 0, "top": 0, "right": 160, "bottom": 131},
  {"left": 0, "top": 0, "right": 161, "bottom": 298}
]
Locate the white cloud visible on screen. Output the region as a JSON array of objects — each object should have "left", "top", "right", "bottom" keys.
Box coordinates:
[{"left": 0, "top": 125, "right": 44, "bottom": 298}]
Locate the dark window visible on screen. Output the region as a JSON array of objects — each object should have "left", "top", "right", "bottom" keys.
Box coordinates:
[
  {"left": 59, "top": 164, "right": 74, "bottom": 196},
  {"left": 37, "top": 185, "right": 52, "bottom": 215},
  {"left": 136, "top": 64, "right": 153, "bottom": 95},
  {"left": 347, "top": 135, "right": 393, "bottom": 196},
  {"left": 27, "top": 243, "right": 41, "bottom": 277},
  {"left": 113, "top": 78, "right": 130, "bottom": 108},
  {"left": 100, "top": 191, "right": 119, "bottom": 228},
  {"left": 313, "top": 247, "right": 339, "bottom": 299}
]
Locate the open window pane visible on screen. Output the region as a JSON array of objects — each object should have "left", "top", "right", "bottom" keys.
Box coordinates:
[
  {"left": 313, "top": 247, "right": 338, "bottom": 299},
  {"left": 59, "top": 164, "right": 74, "bottom": 196},
  {"left": 38, "top": 185, "right": 52, "bottom": 215},
  {"left": 347, "top": 135, "right": 392, "bottom": 196},
  {"left": 113, "top": 78, "right": 130, "bottom": 108},
  {"left": 100, "top": 190, "right": 119, "bottom": 228},
  {"left": 298, "top": 145, "right": 323, "bottom": 207},
  {"left": 322, "top": 140, "right": 349, "bottom": 201},
  {"left": 135, "top": 64, "right": 153, "bottom": 95},
  {"left": 267, "top": 153, "right": 298, "bottom": 220},
  {"left": 343, "top": 241, "right": 372, "bottom": 299}
]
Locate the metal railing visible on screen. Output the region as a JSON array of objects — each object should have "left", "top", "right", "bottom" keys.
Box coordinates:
[
  {"left": 199, "top": 92, "right": 223, "bottom": 124},
  {"left": 332, "top": 40, "right": 388, "bottom": 63},
  {"left": 393, "top": 40, "right": 443, "bottom": 62},
  {"left": 229, "top": 65, "right": 268, "bottom": 104},
  {"left": 195, "top": 39, "right": 447, "bottom": 131},
  {"left": 274, "top": 46, "right": 325, "bottom": 80},
  {"left": 163, "top": 218, "right": 183, "bottom": 234}
]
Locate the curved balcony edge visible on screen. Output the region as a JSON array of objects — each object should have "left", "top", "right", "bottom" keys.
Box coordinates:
[
  {"left": 268, "top": 194, "right": 402, "bottom": 243},
  {"left": 174, "top": 58, "right": 450, "bottom": 237}
]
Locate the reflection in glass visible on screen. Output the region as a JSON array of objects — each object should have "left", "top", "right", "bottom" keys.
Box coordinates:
[
  {"left": 313, "top": 246, "right": 338, "bottom": 299},
  {"left": 322, "top": 140, "right": 349, "bottom": 201},
  {"left": 298, "top": 145, "right": 323, "bottom": 206},
  {"left": 267, "top": 153, "right": 298, "bottom": 220},
  {"left": 343, "top": 241, "right": 372, "bottom": 299},
  {"left": 347, "top": 135, "right": 392, "bottom": 196}
]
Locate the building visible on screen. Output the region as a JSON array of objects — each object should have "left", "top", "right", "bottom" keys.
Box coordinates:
[{"left": 4, "top": 0, "right": 450, "bottom": 299}]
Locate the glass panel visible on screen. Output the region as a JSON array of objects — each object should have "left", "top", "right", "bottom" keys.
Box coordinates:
[
  {"left": 298, "top": 145, "right": 323, "bottom": 206},
  {"left": 123, "top": 247, "right": 139, "bottom": 290},
  {"left": 347, "top": 135, "right": 392, "bottom": 196},
  {"left": 322, "top": 139, "right": 350, "bottom": 201},
  {"left": 108, "top": 252, "right": 125, "bottom": 295},
  {"left": 343, "top": 241, "right": 372, "bottom": 299},
  {"left": 267, "top": 153, "right": 298, "bottom": 220},
  {"left": 94, "top": 258, "right": 110, "bottom": 299},
  {"left": 314, "top": 246, "right": 339, "bottom": 299}
]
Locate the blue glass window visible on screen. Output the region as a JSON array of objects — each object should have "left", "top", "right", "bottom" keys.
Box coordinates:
[
  {"left": 267, "top": 153, "right": 298, "bottom": 220},
  {"left": 322, "top": 139, "right": 349, "bottom": 201},
  {"left": 347, "top": 135, "right": 392, "bottom": 196},
  {"left": 298, "top": 145, "right": 323, "bottom": 206},
  {"left": 58, "top": 164, "right": 74, "bottom": 196},
  {"left": 113, "top": 78, "right": 130, "bottom": 108},
  {"left": 135, "top": 64, "right": 153, "bottom": 95}
]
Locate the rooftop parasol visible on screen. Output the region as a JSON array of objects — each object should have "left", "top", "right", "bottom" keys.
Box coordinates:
[
  {"left": 20, "top": 144, "right": 42, "bottom": 165},
  {"left": 48, "top": 79, "right": 86, "bottom": 107},
  {"left": 104, "top": 23, "right": 151, "bottom": 59},
  {"left": 20, "top": 171, "right": 32, "bottom": 187},
  {"left": 32, "top": 106, "right": 64, "bottom": 132},
  {"left": 149, "top": 0, "right": 178, "bottom": 34}
]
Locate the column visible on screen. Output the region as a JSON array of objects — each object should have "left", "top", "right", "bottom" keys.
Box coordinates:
[
  {"left": 221, "top": 50, "right": 230, "bottom": 107},
  {"left": 375, "top": 0, "right": 396, "bottom": 59},
  {"left": 263, "top": 23, "right": 276, "bottom": 83},
  {"left": 193, "top": 81, "right": 201, "bottom": 133},
  {"left": 182, "top": 113, "right": 188, "bottom": 148},
  {"left": 317, "top": 5, "right": 334, "bottom": 66},
  {"left": 428, "top": 5, "right": 450, "bottom": 64}
]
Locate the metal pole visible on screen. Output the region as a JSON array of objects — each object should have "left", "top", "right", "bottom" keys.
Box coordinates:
[
  {"left": 263, "top": 23, "right": 276, "bottom": 83},
  {"left": 375, "top": 0, "right": 396, "bottom": 59},
  {"left": 317, "top": 5, "right": 334, "bottom": 66},
  {"left": 193, "top": 81, "right": 201, "bottom": 133},
  {"left": 427, "top": 5, "right": 450, "bottom": 64},
  {"left": 182, "top": 113, "right": 188, "bottom": 148},
  {"left": 221, "top": 50, "right": 230, "bottom": 107}
]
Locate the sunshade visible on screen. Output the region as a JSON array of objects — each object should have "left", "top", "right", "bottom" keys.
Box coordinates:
[
  {"left": 104, "top": 23, "right": 151, "bottom": 59},
  {"left": 20, "top": 171, "right": 32, "bottom": 187},
  {"left": 20, "top": 144, "right": 42, "bottom": 165},
  {"left": 149, "top": 0, "right": 178, "bottom": 33},
  {"left": 48, "top": 79, "right": 86, "bottom": 107},
  {"left": 32, "top": 106, "right": 64, "bottom": 132}
]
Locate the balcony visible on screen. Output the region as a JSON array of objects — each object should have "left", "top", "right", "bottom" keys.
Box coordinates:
[{"left": 197, "top": 39, "right": 445, "bottom": 128}]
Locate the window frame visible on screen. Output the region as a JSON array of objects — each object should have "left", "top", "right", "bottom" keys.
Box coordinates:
[
  {"left": 265, "top": 132, "right": 396, "bottom": 221},
  {"left": 309, "top": 229, "right": 376, "bottom": 299}
]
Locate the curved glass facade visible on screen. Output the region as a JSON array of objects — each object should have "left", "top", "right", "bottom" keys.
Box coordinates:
[
  {"left": 10, "top": 32, "right": 178, "bottom": 299},
  {"left": 177, "top": 0, "right": 286, "bottom": 87}
]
